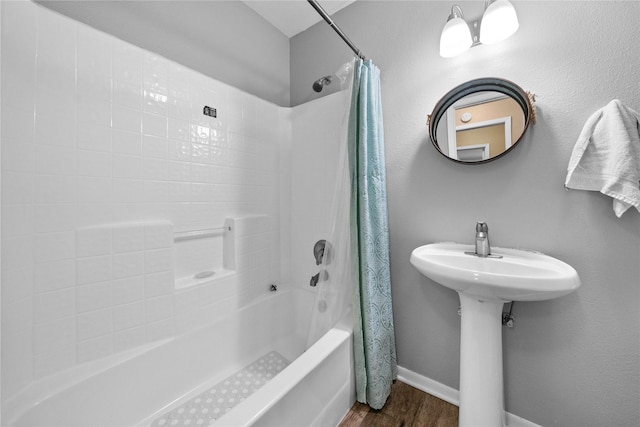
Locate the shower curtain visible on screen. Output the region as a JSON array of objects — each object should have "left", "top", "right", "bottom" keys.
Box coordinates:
[
  {"left": 349, "top": 59, "right": 397, "bottom": 409},
  {"left": 305, "top": 58, "right": 396, "bottom": 410},
  {"left": 305, "top": 61, "right": 355, "bottom": 348}
]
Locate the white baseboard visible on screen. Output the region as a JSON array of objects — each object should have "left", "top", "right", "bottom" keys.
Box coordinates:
[
  {"left": 397, "top": 365, "right": 460, "bottom": 406},
  {"left": 397, "top": 366, "right": 541, "bottom": 427}
]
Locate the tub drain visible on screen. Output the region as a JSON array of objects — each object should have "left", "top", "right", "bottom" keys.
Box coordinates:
[{"left": 194, "top": 271, "right": 215, "bottom": 279}]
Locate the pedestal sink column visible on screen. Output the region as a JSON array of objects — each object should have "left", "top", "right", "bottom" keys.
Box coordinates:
[{"left": 458, "top": 293, "right": 506, "bottom": 427}]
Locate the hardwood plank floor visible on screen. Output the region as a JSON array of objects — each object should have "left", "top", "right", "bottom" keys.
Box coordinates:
[{"left": 338, "top": 381, "right": 459, "bottom": 427}]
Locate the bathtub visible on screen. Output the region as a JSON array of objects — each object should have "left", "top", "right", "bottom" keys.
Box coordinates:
[{"left": 6, "top": 288, "right": 355, "bottom": 426}]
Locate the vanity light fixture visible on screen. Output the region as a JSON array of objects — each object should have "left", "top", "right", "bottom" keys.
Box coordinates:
[
  {"left": 439, "top": 0, "right": 519, "bottom": 58},
  {"left": 439, "top": 5, "right": 472, "bottom": 58}
]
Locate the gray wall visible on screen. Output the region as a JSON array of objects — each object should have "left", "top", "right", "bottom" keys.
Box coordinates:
[
  {"left": 37, "top": 0, "right": 291, "bottom": 107},
  {"left": 292, "top": 1, "right": 640, "bottom": 426}
]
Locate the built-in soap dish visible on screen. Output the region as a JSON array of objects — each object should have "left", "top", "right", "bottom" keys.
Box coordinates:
[
  {"left": 175, "top": 269, "right": 235, "bottom": 290},
  {"left": 194, "top": 271, "right": 215, "bottom": 280},
  {"left": 174, "top": 218, "right": 236, "bottom": 290}
]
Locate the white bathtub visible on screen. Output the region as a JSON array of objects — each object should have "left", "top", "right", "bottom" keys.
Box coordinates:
[{"left": 6, "top": 289, "right": 355, "bottom": 427}]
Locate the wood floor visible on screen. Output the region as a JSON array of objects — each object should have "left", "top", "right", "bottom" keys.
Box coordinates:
[{"left": 338, "top": 381, "right": 459, "bottom": 427}]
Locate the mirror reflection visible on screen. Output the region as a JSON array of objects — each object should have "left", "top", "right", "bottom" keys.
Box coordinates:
[
  {"left": 429, "top": 78, "right": 534, "bottom": 164},
  {"left": 436, "top": 91, "right": 525, "bottom": 161}
]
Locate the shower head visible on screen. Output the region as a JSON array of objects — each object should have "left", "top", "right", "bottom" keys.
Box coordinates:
[{"left": 312, "top": 75, "right": 333, "bottom": 93}]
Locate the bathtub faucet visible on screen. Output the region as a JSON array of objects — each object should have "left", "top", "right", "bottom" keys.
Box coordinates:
[
  {"left": 310, "top": 273, "right": 320, "bottom": 287},
  {"left": 309, "top": 270, "right": 329, "bottom": 287}
]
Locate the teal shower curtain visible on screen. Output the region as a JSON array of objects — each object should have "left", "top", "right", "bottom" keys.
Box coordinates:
[{"left": 349, "top": 59, "right": 397, "bottom": 410}]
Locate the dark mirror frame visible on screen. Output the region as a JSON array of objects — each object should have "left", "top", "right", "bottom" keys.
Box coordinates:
[{"left": 428, "top": 77, "right": 535, "bottom": 164}]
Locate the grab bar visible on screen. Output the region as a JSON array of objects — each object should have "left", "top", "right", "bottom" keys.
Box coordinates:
[{"left": 174, "top": 226, "right": 231, "bottom": 242}]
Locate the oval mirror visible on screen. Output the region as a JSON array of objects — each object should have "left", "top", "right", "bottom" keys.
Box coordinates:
[{"left": 428, "top": 78, "right": 535, "bottom": 164}]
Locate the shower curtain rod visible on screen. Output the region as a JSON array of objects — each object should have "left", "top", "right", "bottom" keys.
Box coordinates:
[{"left": 307, "top": 0, "right": 366, "bottom": 60}]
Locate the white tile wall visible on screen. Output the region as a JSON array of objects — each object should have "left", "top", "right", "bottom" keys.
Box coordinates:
[{"left": 1, "top": 1, "right": 284, "bottom": 399}]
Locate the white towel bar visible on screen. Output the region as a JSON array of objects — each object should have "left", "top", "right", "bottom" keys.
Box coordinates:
[{"left": 174, "top": 226, "right": 231, "bottom": 242}]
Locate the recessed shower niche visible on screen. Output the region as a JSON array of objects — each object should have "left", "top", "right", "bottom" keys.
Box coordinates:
[{"left": 174, "top": 218, "right": 237, "bottom": 289}]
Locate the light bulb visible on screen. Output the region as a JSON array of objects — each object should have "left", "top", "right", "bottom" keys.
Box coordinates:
[
  {"left": 440, "top": 15, "right": 473, "bottom": 58},
  {"left": 480, "top": 0, "right": 519, "bottom": 45}
]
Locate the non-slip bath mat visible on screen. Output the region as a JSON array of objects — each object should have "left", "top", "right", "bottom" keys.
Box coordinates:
[{"left": 151, "top": 351, "right": 289, "bottom": 426}]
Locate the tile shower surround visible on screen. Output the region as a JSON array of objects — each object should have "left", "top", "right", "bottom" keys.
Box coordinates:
[{"left": 1, "top": 2, "right": 283, "bottom": 399}]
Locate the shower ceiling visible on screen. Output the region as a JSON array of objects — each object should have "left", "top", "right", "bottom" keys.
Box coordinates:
[{"left": 242, "top": 0, "right": 355, "bottom": 37}]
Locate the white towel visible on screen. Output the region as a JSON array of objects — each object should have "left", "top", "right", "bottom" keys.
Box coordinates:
[{"left": 565, "top": 99, "right": 640, "bottom": 217}]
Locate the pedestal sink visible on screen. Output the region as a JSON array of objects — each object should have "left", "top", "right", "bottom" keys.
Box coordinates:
[{"left": 410, "top": 242, "right": 580, "bottom": 427}]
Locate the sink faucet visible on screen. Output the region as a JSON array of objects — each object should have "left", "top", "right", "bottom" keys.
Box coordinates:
[
  {"left": 475, "top": 221, "right": 491, "bottom": 257},
  {"left": 464, "top": 221, "right": 503, "bottom": 259}
]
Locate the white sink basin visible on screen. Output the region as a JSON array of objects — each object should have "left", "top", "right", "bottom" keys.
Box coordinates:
[
  {"left": 410, "top": 242, "right": 580, "bottom": 302},
  {"left": 410, "top": 241, "right": 581, "bottom": 426}
]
